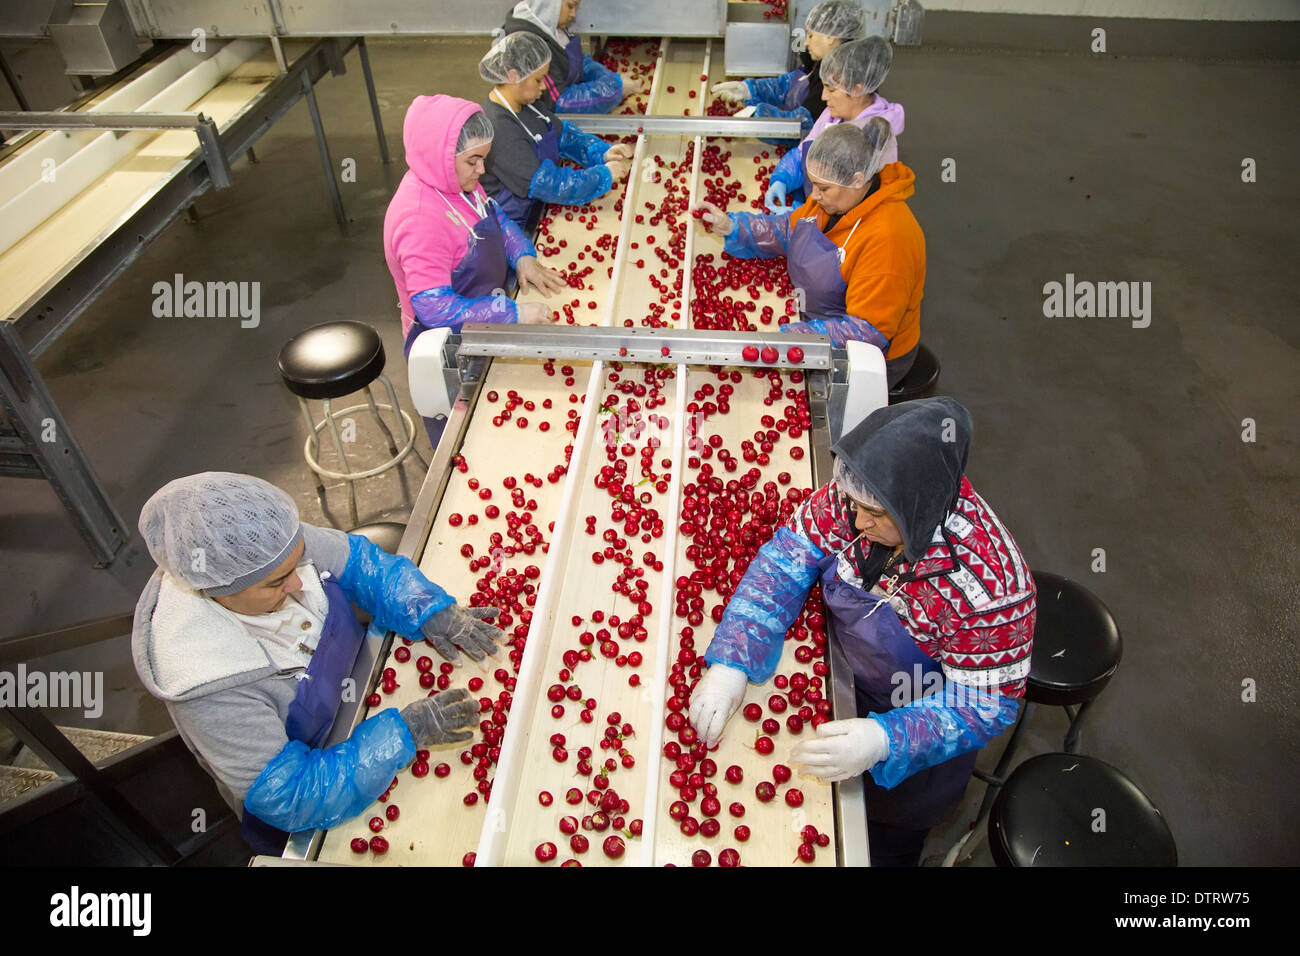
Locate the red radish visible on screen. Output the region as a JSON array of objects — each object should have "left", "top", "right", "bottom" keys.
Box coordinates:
[
  {"left": 742, "top": 703, "right": 762, "bottom": 721},
  {"left": 786, "top": 346, "right": 804, "bottom": 363},
  {"left": 570, "top": 834, "right": 590, "bottom": 854},
  {"left": 561, "top": 859, "right": 582, "bottom": 867},
  {"left": 385, "top": 805, "right": 400, "bottom": 822},
  {"left": 796, "top": 842, "right": 816, "bottom": 863},
  {"left": 718, "top": 848, "right": 741, "bottom": 867},
  {"left": 603, "top": 835, "right": 626, "bottom": 859},
  {"left": 433, "top": 763, "right": 451, "bottom": 778},
  {"left": 755, "top": 736, "right": 775, "bottom": 755},
  {"left": 559, "top": 815, "right": 579, "bottom": 835},
  {"left": 755, "top": 781, "right": 776, "bottom": 802},
  {"left": 785, "top": 788, "right": 804, "bottom": 808},
  {"left": 691, "top": 849, "right": 711, "bottom": 867},
  {"left": 566, "top": 788, "right": 583, "bottom": 805},
  {"left": 369, "top": 836, "right": 389, "bottom": 854},
  {"left": 535, "top": 842, "right": 558, "bottom": 863},
  {"left": 700, "top": 818, "right": 721, "bottom": 837},
  {"left": 734, "top": 825, "right": 751, "bottom": 842},
  {"left": 350, "top": 837, "right": 368, "bottom": 854},
  {"left": 411, "top": 761, "right": 429, "bottom": 778},
  {"left": 729, "top": 802, "right": 745, "bottom": 817},
  {"left": 742, "top": 345, "right": 759, "bottom": 362},
  {"left": 724, "top": 765, "right": 743, "bottom": 784},
  {"left": 462, "top": 852, "right": 476, "bottom": 867},
  {"left": 538, "top": 791, "right": 553, "bottom": 807},
  {"left": 368, "top": 816, "right": 384, "bottom": 833},
  {"left": 772, "top": 764, "right": 792, "bottom": 784}
]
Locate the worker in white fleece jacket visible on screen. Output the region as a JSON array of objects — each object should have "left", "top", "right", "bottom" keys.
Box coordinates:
[{"left": 131, "top": 472, "right": 501, "bottom": 855}]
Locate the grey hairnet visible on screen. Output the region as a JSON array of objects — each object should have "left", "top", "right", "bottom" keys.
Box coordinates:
[
  {"left": 479, "top": 31, "right": 552, "bottom": 85},
  {"left": 456, "top": 110, "right": 495, "bottom": 154},
  {"left": 806, "top": 118, "right": 894, "bottom": 186},
  {"left": 138, "top": 472, "right": 303, "bottom": 596},
  {"left": 806, "top": 1, "right": 867, "bottom": 40},
  {"left": 820, "top": 36, "right": 893, "bottom": 96}
]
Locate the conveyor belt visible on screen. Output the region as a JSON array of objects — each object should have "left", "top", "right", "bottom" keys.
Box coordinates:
[{"left": 301, "top": 37, "right": 865, "bottom": 867}]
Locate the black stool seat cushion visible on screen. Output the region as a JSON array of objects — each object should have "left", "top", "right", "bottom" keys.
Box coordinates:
[
  {"left": 1027, "top": 571, "right": 1122, "bottom": 707},
  {"left": 349, "top": 521, "right": 407, "bottom": 555},
  {"left": 278, "top": 321, "right": 386, "bottom": 400},
  {"left": 990, "top": 753, "right": 1177, "bottom": 866},
  {"left": 889, "top": 343, "right": 940, "bottom": 402}
]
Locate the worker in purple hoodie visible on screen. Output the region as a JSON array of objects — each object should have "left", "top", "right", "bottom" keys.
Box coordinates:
[{"left": 384, "top": 95, "right": 565, "bottom": 443}]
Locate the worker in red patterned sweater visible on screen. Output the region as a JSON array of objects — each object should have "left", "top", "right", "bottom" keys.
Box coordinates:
[{"left": 689, "top": 397, "right": 1036, "bottom": 866}]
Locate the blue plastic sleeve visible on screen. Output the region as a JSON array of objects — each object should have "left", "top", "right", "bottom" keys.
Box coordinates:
[
  {"left": 769, "top": 147, "right": 804, "bottom": 193},
  {"left": 559, "top": 120, "right": 613, "bottom": 168},
  {"left": 723, "top": 211, "right": 794, "bottom": 259},
  {"left": 411, "top": 285, "right": 518, "bottom": 329},
  {"left": 243, "top": 709, "right": 416, "bottom": 832},
  {"left": 867, "top": 684, "right": 1021, "bottom": 790},
  {"left": 493, "top": 203, "right": 536, "bottom": 265},
  {"left": 781, "top": 315, "right": 890, "bottom": 351},
  {"left": 745, "top": 70, "right": 799, "bottom": 108},
  {"left": 528, "top": 158, "right": 614, "bottom": 207},
  {"left": 753, "top": 101, "right": 815, "bottom": 138},
  {"left": 554, "top": 56, "right": 623, "bottom": 114},
  {"left": 703, "top": 527, "right": 825, "bottom": 683},
  {"left": 337, "top": 533, "right": 456, "bottom": 637}
]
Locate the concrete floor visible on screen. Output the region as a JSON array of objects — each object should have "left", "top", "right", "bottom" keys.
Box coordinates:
[{"left": 1, "top": 36, "right": 1296, "bottom": 866}]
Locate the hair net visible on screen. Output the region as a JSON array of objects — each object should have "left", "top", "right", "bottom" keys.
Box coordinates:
[
  {"left": 479, "top": 31, "right": 552, "bottom": 85},
  {"left": 138, "top": 472, "right": 303, "bottom": 596},
  {"left": 806, "top": 117, "right": 894, "bottom": 186},
  {"left": 833, "top": 455, "right": 884, "bottom": 511},
  {"left": 456, "top": 110, "right": 495, "bottom": 154},
  {"left": 820, "top": 36, "right": 893, "bottom": 96},
  {"left": 806, "top": 1, "right": 867, "bottom": 40}
]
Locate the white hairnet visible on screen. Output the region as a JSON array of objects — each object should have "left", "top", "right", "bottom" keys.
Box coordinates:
[
  {"left": 138, "top": 472, "right": 302, "bottom": 596},
  {"left": 820, "top": 36, "right": 893, "bottom": 96},
  {"left": 479, "top": 30, "right": 552, "bottom": 85},
  {"left": 456, "top": 110, "right": 495, "bottom": 154},
  {"left": 806, "top": 1, "right": 867, "bottom": 39},
  {"left": 833, "top": 455, "right": 884, "bottom": 511},
  {"left": 806, "top": 117, "right": 894, "bottom": 187}
]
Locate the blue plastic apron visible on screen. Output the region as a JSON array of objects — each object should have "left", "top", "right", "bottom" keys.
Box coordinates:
[
  {"left": 817, "top": 551, "right": 979, "bottom": 829},
  {"left": 240, "top": 574, "right": 367, "bottom": 855},
  {"left": 402, "top": 198, "right": 510, "bottom": 448},
  {"left": 492, "top": 107, "right": 561, "bottom": 228}
]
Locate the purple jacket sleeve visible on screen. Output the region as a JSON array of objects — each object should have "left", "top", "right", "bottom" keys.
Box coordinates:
[{"left": 723, "top": 211, "right": 795, "bottom": 259}]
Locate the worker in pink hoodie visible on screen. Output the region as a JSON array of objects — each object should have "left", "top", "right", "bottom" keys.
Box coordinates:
[
  {"left": 383, "top": 94, "right": 565, "bottom": 362},
  {"left": 765, "top": 37, "right": 904, "bottom": 212}
]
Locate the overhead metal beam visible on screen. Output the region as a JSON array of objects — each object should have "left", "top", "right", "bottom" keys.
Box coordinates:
[{"left": 566, "top": 113, "right": 803, "bottom": 139}]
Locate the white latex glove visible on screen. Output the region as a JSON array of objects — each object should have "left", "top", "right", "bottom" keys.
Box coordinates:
[
  {"left": 711, "top": 80, "right": 749, "bottom": 104},
  {"left": 687, "top": 664, "right": 748, "bottom": 748},
  {"left": 790, "top": 717, "right": 890, "bottom": 783},
  {"left": 517, "top": 301, "right": 553, "bottom": 324},
  {"left": 515, "top": 255, "right": 566, "bottom": 297},
  {"left": 604, "top": 143, "right": 634, "bottom": 162},
  {"left": 733, "top": 105, "right": 757, "bottom": 118},
  {"left": 606, "top": 159, "right": 631, "bottom": 183},
  {"left": 693, "top": 201, "right": 734, "bottom": 238}
]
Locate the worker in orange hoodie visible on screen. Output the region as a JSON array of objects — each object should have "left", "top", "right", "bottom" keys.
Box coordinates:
[{"left": 694, "top": 118, "right": 924, "bottom": 386}]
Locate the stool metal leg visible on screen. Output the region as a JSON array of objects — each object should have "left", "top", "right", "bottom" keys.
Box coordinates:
[
  {"left": 1063, "top": 699, "right": 1092, "bottom": 754},
  {"left": 365, "top": 385, "right": 401, "bottom": 458},
  {"left": 298, "top": 398, "right": 329, "bottom": 508},
  {"left": 322, "top": 397, "right": 359, "bottom": 528},
  {"left": 377, "top": 373, "right": 428, "bottom": 469}
]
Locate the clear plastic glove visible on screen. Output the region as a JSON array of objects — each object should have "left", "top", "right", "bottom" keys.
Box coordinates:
[
  {"left": 399, "top": 688, "right": 479, "bottom": 748},
  {"left": 790, "top": 717, "right": 890, "bottom": 783},
  {"left": 711, "top": 80, "right": 750, "bottom": 104},
  {"left": 764, "top": 181, "right": 793, "bottom": 214},
  {"left": 517, "top": 301, "right": 553, "bottom": 325},
  {"left": 693, "top": 201, "right": 734, "bottom": 238},
  {"left": 420, "top": 604, "right": 501, "bottom": 661},
  {"left": 516, "top": 255, "right": 566, "bottom": 297},
  {"left": 687, "top": 664, "right": 748, "bottom": 748},
  {"left": 733, "top": 105, "right": 757, "bottom": 118},
  {"left": 604, "top": 143, "right": 634, "bottom": 163},
  {"left": 606, "top": 159, "right": 631, "bottom": 183}
]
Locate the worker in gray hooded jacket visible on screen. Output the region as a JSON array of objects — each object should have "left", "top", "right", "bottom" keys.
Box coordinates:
[{"left": 131, "top": 472, "right": 501, "bottom": 855}]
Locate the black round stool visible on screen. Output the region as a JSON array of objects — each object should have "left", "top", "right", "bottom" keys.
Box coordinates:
[
  {"left": 989, "top": 753, "right": 1177, "bottom": 866},
  {"left": 888, "top": 343, "right": 940, "bottom": 403},
  {"left": 946, "top": 571, "right": 1122, "bottom": 865},
  {"left": 278, "top": 322, "right": 426, "bottom": 526}
]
